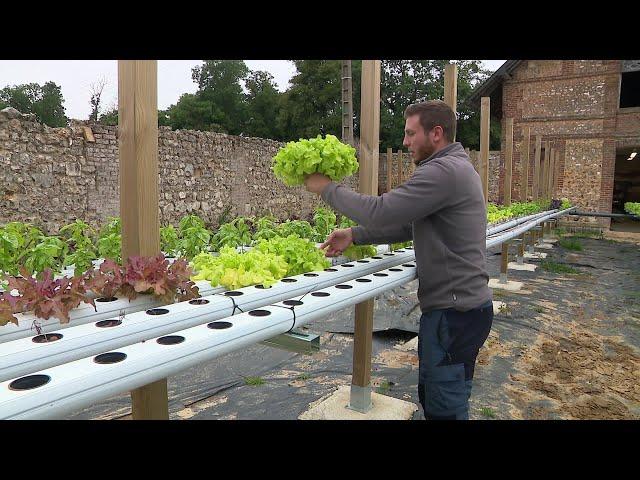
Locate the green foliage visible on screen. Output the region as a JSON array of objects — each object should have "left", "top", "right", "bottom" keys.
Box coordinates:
[
  {"left": 487, "top": 201, "right": 545, "bottom": 224},
  {"left": 23, "top": 236, "right": 68, "bottom": 277},
  {"left": 191, "top": 246, "right": 288, "bottom": 290},
  {"left": 177, "top": 214, "right": 212, "bottom": 259},
  {"left": 252, "top": 215, "right": 279, "bottom": 243},
  {"left": 272, "top": 134, "right": 358, "bottom": 186},
  {"left": 343, "top": 244, "right": 377, "bottom": 260},
  {"left": 0, "top": 222, "right": 44, "bottom": 276},
  {"left": 244, "top": 376, "right": 265, "bottom": 386},
  {"left": 540, "top": 261, "right": 579, "bottom": 275},
  {"left": 276, "top": 220, "right": 315, "bottom": 240},
  {"left": 561, "top": 198, "right": 572, "bottom": 210},
  {"left": 479, "top": 407, "right": 496, "bottom": 419},
  {"left": 212, "top": 217, "right": 252, "bottom": 250},
  {"left": 97, "top": 233, "right": 122, "bottom": 264},
  {"left": 244, "top": 70, "right": 283, "bottom": 139},
  {"left": 390, "top": 241, "right": 412, "bottom": 252},
  {"left": 624, "top": 202, "right": 640, "bottom": 216},
  {"left": 558, "top": 238, "right": 583, "bottom": 251},
  {"left": 0, "top": 81, "right": 68, "bottom": 127},
  {"left": 160, "top": 225, "right": 181, "bottom": 256},
  {"left": 312, "top": 207, "right": 337, "bottom": 242},
  {"left": 254, "top": 235, "right": 330, "bottom": 277},
  {"left": 338, "top": 216, "right": 357, "bottom": 229}
]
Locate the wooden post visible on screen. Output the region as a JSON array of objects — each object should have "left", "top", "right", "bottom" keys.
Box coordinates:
[
  {"left": 118, "top": 60, "right": 167, "bottom": 420},
  {"left": 397, "top": 150, "right": 404, "bottom": 185},
  {"left": 341, "top": 60, "right": 354, "bottom": 146},
  {"left": 500, "top": 242, "right": 510, "bottom": 283},
  {"left": 351, "top": 59, "right": 381, "bottom": 413},
  {"left": 504, "top": 118, "right": 513, "bottom": 206},
  {"left": 533, "top": 135, "right": 542, "bottom": 200},
  {"left": 553, "top": 150, "right": 561, "bottom": 198},
  {"left": 444, "top": 63, "right": 458, "bottom": 141},
  {"left": 548, "top": 147, "right": 555, "bottom": 200},
  {"left": 543, "top": 143, "right": 550, "bottom": 200},
  {"left": 518, "top": 233, "right": 526, "bottom": 264},
  {"left": 480, "top": 97, "right": 490, "bottom": 204},
  {"left": 521, "top": 126, "right": 530, "bottom": 202},
  {"left": 386, "top": 147, "right": 392, "bottom": 192}
]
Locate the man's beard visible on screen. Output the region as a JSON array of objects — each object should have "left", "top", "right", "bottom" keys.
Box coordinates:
[{"left": 414, "top": 143, "right": 435, "bottom": 165}]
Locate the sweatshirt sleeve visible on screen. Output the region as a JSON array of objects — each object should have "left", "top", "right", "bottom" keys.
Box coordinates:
[
  {"left": 351, "top": 223, "right": 413, "bottom": 245},
  {"left": 321, "top": 160, "right": 454, "bottom": 229}
]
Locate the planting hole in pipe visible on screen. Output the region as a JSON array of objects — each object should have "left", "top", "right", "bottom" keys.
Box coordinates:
[
  {"left": 356, "top": 260, "right": 370, "bottom": 263},
  {"left": 281, "top": 278, "right": 297, "bottom": 283},
  {"left": 96, "top": 296, "right": 118, "bottom": 303},
  {"left": 32, "top": 333, "right": 63, "bottom": 343},
  {"left": 335, "top": 284, "right": 353, "bottom": 289},
  {"left": 303, "top": 273, "right": 319, "bottom": 277},
  {"left": 356, "top": 278, "right": 372, "bottom": 283},
  {"left": 283, "top": 300, "right": 303, "bottom": 306},
  {"left": 249, "top": 309, "right": 271, "bottom": 317},
  {"left": 341, "top": 264, "right": 354, "bottom": 267},
  {"left": 255, "top": 284, "right": 272, "bottom": 289},
  {"left": 225, "top": 291, "right": 244, "bottom": 297},
  {"left": 157, "top": 335, "right": 186, "bottom": 345},
  {"left": 373, "top": 273, "right": 389, "bottom": 277},
  {"left": 95, "top": 319, "right": 122, "bottom": 328},
  {"left": 9, "top": 374, "right": 51, "bottom": 391},
  {"left": 396, "top": 249, "right": 405, "bottom": 252},
  {"left": 402, "top": 264, "right": 416, "bottom": 268},
  {"left": 94, "top": 352, "right": 127, "bottom": 364},
  {"left": 384, "top": 253, "right": 395, "bottom": 256},
  {"left": 372, "top": 256, "right": 383, "bottom": 259},
  {"left": 406, "top": 247, "right": 414, "bottom": 250},
  {"left": 324, "top": 268, "right": 338, "bottom": 272},
  {"left": 208, "top": 321, "right": 233, "bottom": 330},
  {"left": 389, "top": 268, "right": 403, "bottom": 272},
  {"left": 311, "top": 292, "right": 330, "bottom": 297},
  {"left": 146, "top": 308, "right": 170, "bottom": 316},
  {"left": 189, "top": 299, "right": 210, "bottom": 305}
]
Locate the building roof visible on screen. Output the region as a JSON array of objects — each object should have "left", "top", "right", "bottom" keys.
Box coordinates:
[{"left": 465, "top": 60, "right": 523, "bottom": 117}]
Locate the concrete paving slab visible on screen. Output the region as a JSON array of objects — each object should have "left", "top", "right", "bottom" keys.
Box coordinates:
[
  {"left": 536, "top": 243, "right": 554, "bottom": 249},
  {"left": 524, "top": 252, "right": 548, "bottom": 259},
  {"left": 493, "top": 301, "right": 506, "bottom": 313},
  {"left": 508, "top": 262, "right": 537, "bottom": 272},
  {"left": 489, "top": 278, "right": 523, "bottom": 291},
  {"left": 543, "top": 238, "right": 558, "bottom": 243},
  {"left": 299, "top": 385, "right": 418, "bottom": 420}
]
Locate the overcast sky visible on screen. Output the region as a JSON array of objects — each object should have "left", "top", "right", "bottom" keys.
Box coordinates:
[{"left": 0, "top": 60, "right": 506, "bottom": 120}]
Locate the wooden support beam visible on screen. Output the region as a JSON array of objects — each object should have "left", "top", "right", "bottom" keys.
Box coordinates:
[
  {"left": 533, "top": 135, "right": 542, "bottom": 200},
  {"left": 548, "top": 147, "right": 555, "bottom": 199},
  {"left": 504, "top": 118, "right": 513, "bottom": 206},
  {"left": 553, "top": 149, "right": 561, "bottom": 198},
  {"left": 521, "top": 126, "right": 530, "bottom": 202},
  {"left": 386, "top": 147, "right": 392, "bottom": 192},
  {"left": 397, "top": 150, "right": 404, "bottom": 185},
  {"left": 543, "top": 143, "right": 550, "bottom": 200},
  {"left": 500, "top": 242, "right": 510, "bottom": 283},
  {"left": 480, "top": 97, "right": 490, "bottom": 204},
  {"left": 444, "top": 63, "right": 458, "bottom": 130},
  {"left": 351, "top": 59, "right": 381, "bottom": 411},
  {"left": 118, "top": 60, "right": 166, "bottom": 420}
]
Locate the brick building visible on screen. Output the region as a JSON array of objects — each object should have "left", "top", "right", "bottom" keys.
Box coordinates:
[{"left": 468, "top": 60, "right": 640, "bottom": 230}]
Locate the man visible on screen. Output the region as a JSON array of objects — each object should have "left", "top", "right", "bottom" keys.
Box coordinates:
[{"left": 304, "top": 100, "right": 493, "bottom": 420}]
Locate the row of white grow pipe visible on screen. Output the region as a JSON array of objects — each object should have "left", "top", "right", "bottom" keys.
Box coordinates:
[
  {"left": 486, "top": 209, "right": 557, "bottom": 236},
  {"left": 485, "top": 207, "right": 575, "bottom": 249},
  {"left": 0, "top": 250, "right": 417, "bottom": 381},
  {"left": 0, "top": 262, "right": 418, "bottom": 419}
]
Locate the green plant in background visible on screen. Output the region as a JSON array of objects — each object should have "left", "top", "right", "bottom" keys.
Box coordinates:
[
  {"left": 63, "top": 236, "right": 97, "bottom": 275},
  {"left": 254, "top": 235, "right": 330, "bottom": 277},
  {"left": 160, "top": 225, "right": 181, "bottom": 257},
  {"left": 23, "top": 236, "right": 68, "bottom": 277},
  {"left": 624, "top": 202, "right": 640, "bottom": 216},
  {"left": 480, "top": 407, "right": 496, "bottom": 419},
  {"left": 390, "top": 241, "right": 412, "bottom": 252},
  {"left": 312, "top": 207, "right": 337, "bottom": 242},
  {"left": 558, "top": 238, "right": 583, "bottom": 251},
  {"left": 244, "top": 376, "right": 265, "bottom": 386},
  {"left": 100, "top": 217, "right": 121, "bottom": 237},
  {"left": 276, "top": 220, "right": 315, "bottom": 240},
  {"left": 0, "top": 222, "right": 45, "bottom": 275},
  {"left": 560, "top": 198, "right": 572, "bottom": 210},
  {"left": 271, "top": 134, "right": 359, "bottom": 186},
  {"left": 97, "top": 232, "right": 122, "bottom": 264},
  {"left": 179, "top": 214, "right": 206, "bottom": 232},
  {"left": 252, "top": 215, "right": 279, "bottom": 242},
  {"left": 338, "top": 215, "right": 357, "bottom": 229},
  {"left": 343, "top": 244, "right": 377, "bottom": 260},
  {"left": 212, "top": 217, "right": 252, "bottom": 251},
  {"left": 540, "top": 260, "right": 579, "bottom": 275},
  {"left": 179, "top": 225, "right": 211, "bottom": 259}
]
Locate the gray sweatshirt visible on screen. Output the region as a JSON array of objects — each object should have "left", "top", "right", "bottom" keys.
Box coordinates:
[{"left": 321, "top": 142, "right": 492, "bottom": 313}]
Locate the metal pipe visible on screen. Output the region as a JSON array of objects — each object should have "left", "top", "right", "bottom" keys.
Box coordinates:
[
  {"left": 0, "top": 263, "right": 418, "bottom": 420},
  {"left": 0, "top": 250, "right": 417, "bottom": 381},
  {"left": 486, "top": 209, "right": 557, "bottom": 236},
  {"left": 568, "top": 211, "right": 640, "bottom": 220}
]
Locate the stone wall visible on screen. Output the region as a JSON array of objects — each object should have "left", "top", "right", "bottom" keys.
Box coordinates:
[{"left": 0, "top": 107, "right": 360, "bottom": 234}]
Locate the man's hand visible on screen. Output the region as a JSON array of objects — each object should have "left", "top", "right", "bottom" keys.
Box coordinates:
[
  {"left": 320, "top": 228, "right": 354, "bottom": 257},
  {"left": 304, "top": 173, "right": 331, "bottom": 194}
]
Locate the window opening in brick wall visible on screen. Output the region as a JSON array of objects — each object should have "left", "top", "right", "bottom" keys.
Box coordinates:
[
  {"left": 619, "top": 71, "right": 640, "bottom": 108},
  {"left": 611, "top": 146, "right": 640, "bottom": 232}
]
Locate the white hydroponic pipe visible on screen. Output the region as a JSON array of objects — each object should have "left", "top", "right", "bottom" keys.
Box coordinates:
[
  {"left": 0, "top": 250, "right": 417, "bottom": 381},
  {"left": 486, "top": 207, "right": 576, "bottom": 249},
  {"left": 486, "top": 209, "right": 557, "bottom": 236},
  {"left": 0, "top": 262, "right": 417, "bottom": 420}
]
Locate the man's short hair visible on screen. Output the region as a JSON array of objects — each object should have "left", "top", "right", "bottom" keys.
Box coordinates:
[{"left": 404, "top": 100, "right": 456, "bottom": 142}]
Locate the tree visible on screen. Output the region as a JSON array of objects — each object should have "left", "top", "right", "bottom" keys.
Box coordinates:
[
  {"left": 89, "top": 78, "right": 107, "bottom": 122},
  {"left": 0, "top": 81, "right": 67, "bottom": 127},
  {"left": 276, "top": 60, "right": 362, "bottom": 142},
  {"left": 244, "top": 70, "right": 282, "bottom": 139}
]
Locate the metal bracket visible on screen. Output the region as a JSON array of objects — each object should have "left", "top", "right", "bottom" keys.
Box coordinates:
[
  {"left": 347, "top": 384, "right": 372, "bottom": 413},
  {"left": 260, "top": 330, "right": 320, "bottom": 355}
]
